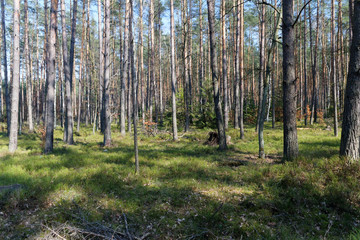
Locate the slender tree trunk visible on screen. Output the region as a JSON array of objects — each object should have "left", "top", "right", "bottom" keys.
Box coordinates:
[
  {"left": 98, "top": 0, "right": 104, "bottom": 133},
  {"left": 256, "top": 4, "right": 266, "bottom": 132},
  {"left": 234, "top": 0, "right": 240, "bottom": 130},
  {"left": 199, "top": 0, "right": 204, "bottom": 115},
  {"left": 44, "top": 0, "right": 58, "bottom": 153},
  {"left": 206, "top": 0, "right": 227, "bottom": 150},
  {"left": 283, "top": 0, "right": 299, "bottom": 160},
  {"left": 9, "top": 0, "right": 21, "bottom": 152},
  {"left": 239, "top": 0, "right": 244, "bottom": 138},
  {"left": 303, "top": 0, "right": 308, "bottom": 125},
  {"left": 340, "top": 0, "right": 360, "bottom": 161},
  {"left": 24, "top": 0, "right": 34, "bottom": 132},
  {"left": 103, "top": 0, "right": 111, "bottom": 146},
  {"left": 139, "top": 0, "right": 145, "bottom": 127},
  {"left": 121, "top": 0, "right": 129, "bottom": 136},
  {"left": 129, "top": 0, "right": 139, "bottom": 172},
  {"left": 36, "top": 0, "right": 40, "bottom": 125},
  {"left": 259, "top": 5, "right": 281, "bottom": 159},
  {"left": 331, "top": 0, "right": 338, "bottom": 136},
  {"left": 1, "top": 0, "right": 10, "bottom": 135},
  {"left": 62, "top": 0, "right": 74, "bottom": 144},
  {"left": 271, "top": 0, "right": 277, "bottom": 129},
  {"left": 159, "top": 15, "right": 163, "bottom": 125},
  {"left": 222, "top": 0, "right": 228, "bottom": 130},
  {"left": 170, "top": 0, "right": 178, "bottom": 141},
  {"left": 310, "top": 0, "right": 319, "bottom": 124},
  {"left": 77, "top": 0, "right": 86, "bottom": 132}
]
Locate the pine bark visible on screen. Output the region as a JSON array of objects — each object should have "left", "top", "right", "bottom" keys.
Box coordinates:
[
  {"left": 331, "top": 0, "right": 338, "bottom": 136},
  {"left": 170, "top": 0, "right": 178, "bottom": 141},
  {"left": 62, "top": 0, "right": 74, "bottom": 144},
  {"left": 103, "top": 0, "right": 111, "bottom": 146},
  {"left": 282, "top": 0, "right": 299, "bottom": 160},
  {"left": 9, "top": 0, "right": 21, "bottom": 152},
  {"left": 206, "top": 0, "right": 227, "bottom": 150},
  {"left": 340, "top": 0, "right": 360, "bottom": 161},
  {"left": 44, "top": 0, "right": 58, "bottom": 153}
]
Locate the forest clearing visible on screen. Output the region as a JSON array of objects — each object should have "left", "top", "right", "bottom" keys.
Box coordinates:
[{"left": 1, "top": 123, "right": 360, "bottom": 239}]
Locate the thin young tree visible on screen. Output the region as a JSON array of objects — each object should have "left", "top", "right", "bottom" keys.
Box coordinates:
[
  {"left": 24, "top": 0, "right": 34, "bottom": 132},
  {"left": 98, "top": 0, "right": 104, "bottom": 133},
  {"left": 44, "top": 0, "right": 59, "bottom": 153},
  {"left": 206, "top": 0, "right": 227, "bottom": 150},
  {"left": 340, "top": 0, "right": 360, "bottom": 161},
  {"left": 121, "top": 0, "right": 129, "bottom": 136},
  {"left": 331, "top": 0, "right": 338, "bottom": 136},
  {"left": 222, "top": 0, "right": 228, "bottom": 130},
  {"left": 9, "top": 0, "right": 21, "bottom": 152},
  {"left": 282, "top": 0, "right": 298, "bottom": 159},
  {"left": 1, "top": 0, "right": 10, "bottom": 135},
  {"left": 170, "top": 0, "right": 178, "bottom": 141},
  {"left": 129, "top": 0, "right": 139, "bottom": 172}
]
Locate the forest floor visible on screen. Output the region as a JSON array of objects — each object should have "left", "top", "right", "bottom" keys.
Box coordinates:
[{"left": 0, "top": 122, "right": 360, "bottom": 239}]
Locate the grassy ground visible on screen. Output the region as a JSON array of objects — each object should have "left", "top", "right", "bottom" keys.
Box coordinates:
[{"left": 0, "top": 122, "right": 360, "bottom": 239}]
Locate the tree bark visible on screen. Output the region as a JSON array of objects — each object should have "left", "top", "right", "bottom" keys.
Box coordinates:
[
  {"left": 340, "top": 0, "right": 360, "bottom": 161},
  {"left": 103, "top": 0, "right": 111, "bottom": 146},
  {"left": 44, "top": 0, "right": 58, "bottom": 153},
  {"left": 222, "top": 0, "right": 228, "bottom": 130},
  {"left": 170, "top": 0, "right": 178, "bottom": 141},
  {"left": 331, "top": 0, "right": 338, "bottom": 136},
  {"left": 206, "top": 0, "right": 227, "bottom": 150},
  {"left": 62, "top": 0, "right": 74, "bottom": 144},
  {"left": 282, "top": 0, "right": 299, "bottom": 160},
  {"left": 24, "top": 0, "right": 34, "bottom": 132},
  {"left": 9, "top": 0, "right": 21, "bottom": 152},
  {"left": 98, "top": 0, "right": 104, "bottom": 133}
]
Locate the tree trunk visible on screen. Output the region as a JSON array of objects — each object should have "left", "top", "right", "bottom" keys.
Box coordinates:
[
  {"left": 44, "top": 0, "right": 58, "bottom": 153},
  {"left": 239, "top": 0, "right": 244, "bottom": 138},
  {"left": 62, "top": 0, "right": 74, "bottom": 144},
  {"left": 1, "top": 0, "right": 10, "bottom": 135},
  {"left": 9, "top": 0, "right": 21, "bottom": 152},
  {"left": 103, "top": 0, "right": 111, "bottom": 146},
  {"left": 303, "top": 0, "right": 308, "bottom": 125},
  {"left": 282, "top": 0, "right": 299, "bottom": 160},
  {"left": 340, "top": 0, "right": 360, "bottom": 161},
  {"left": 170, "top": 0, "right": 178, "bottom": 141},
  {"left": 98, "top": 0, "right": 104, "bottom": 133},
  {"left": 121, "top": 0, "right": 129, "bottom": 136},
  {"left": 77, "top": 0, "right": 86, "bottom": 132},
  {"left": 129, "top": 0, "right": 139, "bottom": 172},
  {"left": 206, "top": 0, "right": 227, "bottom": 150},
  {"left": 24, "top": 0, "right": 34, "bottom": 132},
  {"left": 222, "top": 0, "right": 228, "bottom": 130},
  {"left": 331, "top": 0, "right": 338, "bottom": 136}
]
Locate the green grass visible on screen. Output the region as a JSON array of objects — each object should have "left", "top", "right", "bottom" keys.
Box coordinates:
[{"left": 0, "top": 122, "right": 360, "bottom": 239}]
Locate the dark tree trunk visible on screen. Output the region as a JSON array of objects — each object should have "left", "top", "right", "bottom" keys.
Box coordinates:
[
  {"left": 282, "top": 0, "right": 299, "bottom": 160},
  {"left": 206, "top": 0, "right": 227, "bottom": 150},
  {"left": 340, "top": 0, "right": 360, "bottom": 161}
]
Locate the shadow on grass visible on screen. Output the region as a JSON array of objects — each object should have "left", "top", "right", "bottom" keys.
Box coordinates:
[{"left": 0, "top": 129, "right": 359, "bottom": 239}]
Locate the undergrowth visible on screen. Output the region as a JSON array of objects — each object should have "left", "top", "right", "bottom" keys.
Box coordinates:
[{"left": 0, "top": 123, "right": 359, "bottom": 239}]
